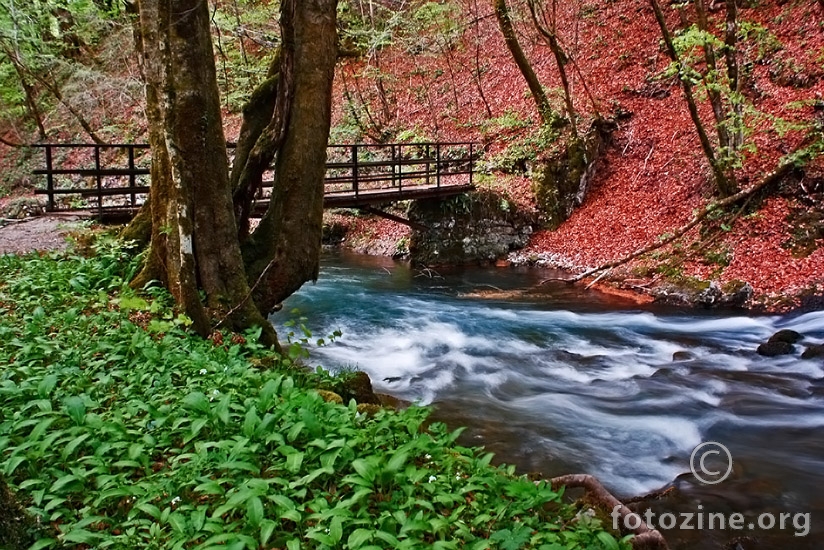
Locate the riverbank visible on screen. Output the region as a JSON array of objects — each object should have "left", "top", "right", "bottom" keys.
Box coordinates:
[
  {"left": 323, "top": 189, "right": 824, "bottom": 314},
  {"left": 279, "top": 251, "right": 824, "bottom": 550},
  {"left": 0, "top": 242, "right": 629, "bottom": 550}
]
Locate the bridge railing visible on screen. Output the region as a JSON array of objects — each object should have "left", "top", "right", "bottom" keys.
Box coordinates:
[{"left": 32, "top": 141, "right": 479, "bottom": 214}]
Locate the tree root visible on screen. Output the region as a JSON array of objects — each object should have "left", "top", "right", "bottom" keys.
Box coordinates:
[
  {"left": 541, "top": 159, "right": 796, "bottom": 286},
  {"left": 550, "top": 474, "right": 670, "bottom": 550}
]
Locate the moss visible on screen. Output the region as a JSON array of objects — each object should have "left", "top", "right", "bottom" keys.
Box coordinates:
[
  {"left": 334, "top": 371, "right": 382, "bottom": 405},
  {"left": 119, "top": 202, "right": 152, "bottom": 248},
  {"left": 722, "top": 279, "right": 748, "bottom": 294},
  {"left": 356, "top": 403, "right": 383, "bottom": 416},
  {"left": 532, "top": 119, "right": 615, "bottom": 230},
  {"left": 678, "top": 276, "right": 711, "bottom": 292},
  {"left": 532, "top": 138, "right": 588, "bottom": 230},
  {"left": 316, "top": 390, "right": 343, "bottom": 404}
]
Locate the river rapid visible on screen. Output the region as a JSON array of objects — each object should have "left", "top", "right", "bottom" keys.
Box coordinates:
[{"left": 275, "top": 251, "right": 824, "bottom": 549}]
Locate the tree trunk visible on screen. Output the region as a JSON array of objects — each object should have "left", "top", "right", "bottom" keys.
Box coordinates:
[
  {"left": 135, "top": 0, "right": 276, "bottom": 345},
  {"left": 694, "top": 0, "right": 730, "bottom": 153},
  {"left": 527, "top": 0, "right": 577, "bottom": 137},
  {"left": 0, "top": 46, "right": 47, "bottom": 139},
  {"left": 243, "top": 0, "right": 338, "bottom": 314},
  {"left": 493, "top": 0, "right": 555, "bottom": 126},
  {"left": 724, "top": 0, "right": 744, "bottom": 151},
  {"left": 230, "top": 52, "right": 280, "bottom": 240},
  {"left": 648, "top": 0, "right": 737, "bottom": 197}
]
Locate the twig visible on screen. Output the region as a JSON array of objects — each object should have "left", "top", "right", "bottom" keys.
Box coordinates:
[
  {"left": 642, "top": 142, "right": 655, "bottom": 170},
  {"left": 415, "top": 267, "right": 443, "bottom": 279},
  {"left": 0, "top": 135, "right": 35, "bottom": 148},
  {"left": 475, "top": 283, "right": 505, "bottom": 292},
  {"left": 0, "top": 218, "right": 31, "bottom": 225},
  {"left": 622, "top": 126, "right": 635, "bottom": 156},
  {"left": 585, "top": 267, "right": 611, "bottom": 289},
  {"left": 213, "top": 256, "right": 278, "bottom": 329},
  {"left": 632, "top": 142, "right": 655, "bottom": 184}
]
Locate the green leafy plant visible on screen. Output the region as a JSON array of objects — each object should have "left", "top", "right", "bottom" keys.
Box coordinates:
[{"left": 0, "top": 243, "right": 628, "bottom": 550}]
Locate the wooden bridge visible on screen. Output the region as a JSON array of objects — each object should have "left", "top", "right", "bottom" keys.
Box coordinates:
[{"left": 32, "top": 141, "right": 478, "bottom": 219}]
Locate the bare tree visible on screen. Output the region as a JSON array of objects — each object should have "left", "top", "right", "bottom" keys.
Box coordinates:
[
  {"left": 493, "top": 0, "right": 554, "bottom": 125},
  {"left": 648, "top": 0, "right": 738, "bottom": 197}
]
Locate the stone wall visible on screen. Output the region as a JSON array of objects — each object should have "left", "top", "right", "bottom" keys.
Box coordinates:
[{"left": 408, "top": 190, "right": 533, "bottom": 265}]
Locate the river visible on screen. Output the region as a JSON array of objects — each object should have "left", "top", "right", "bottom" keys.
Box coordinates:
[{"left": 275, "top": 251, "right": 824, "bottom": 549}]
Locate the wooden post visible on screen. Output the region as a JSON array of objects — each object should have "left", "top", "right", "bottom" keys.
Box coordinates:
[
  {"left": 94, "top": 145, "right": 103, "bottom": 217},
  {"left": 391, "top": 144, "right": 397, "bottom": 190},
  {"left": 128, "top": 145, "right": 137, "bottom": 207},
  {"left": 425, "top": 144, "right": 431, "bottom": 186},
  {"left": 436, "top": 143, "right": 441, "bottom": 188},
  {"left": 45, "top": 145, "right": 55, "bottom": 211},
  {"left": 351, "top": 144, "right": 359, "bottom": 197},
  {"left": 469, "top": 143, "right": 474, "bottom": 187}
]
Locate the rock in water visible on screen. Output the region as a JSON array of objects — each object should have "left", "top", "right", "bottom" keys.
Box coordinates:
[
  {"left": 757, "top": 341, "right": 795, "bottom": 357},
  {"left": 802, "top": 344, "right": 824, "bottom": 360},
  {"left": 768, "top": 329, "right": 803, "bottom": 344}
]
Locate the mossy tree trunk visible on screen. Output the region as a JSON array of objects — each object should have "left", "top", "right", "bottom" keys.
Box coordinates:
[
  {"left": 230, "top": 51, "right": 281, "bottom": 241},
  {"left": 242, "top": 0, "right": 338, "bottom": 314},
  {"left": 133, "top": 0, "right": 276, "bottom": 345}
]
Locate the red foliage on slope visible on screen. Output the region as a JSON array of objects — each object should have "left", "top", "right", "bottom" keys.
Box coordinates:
[{"left": 334, "top": 0, "right": 824, "bottom": 304}]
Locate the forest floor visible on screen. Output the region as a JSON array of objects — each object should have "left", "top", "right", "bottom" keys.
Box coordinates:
[{"left": 0, "top": 214, "right": 86, "bottom": 255}]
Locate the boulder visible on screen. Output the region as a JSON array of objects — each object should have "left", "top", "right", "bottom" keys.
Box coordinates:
[
  {"left": 767, "top": 329, "right": 803, "bottom": 344},
  {"left": 334, "top": 371, "right": 382, "bottom": 405},
  {"left": 802, "top": 344, "right": 824, "bottom": 360},
  {"left": 757, "top": 341, "right": 795, "bottom": 357}
]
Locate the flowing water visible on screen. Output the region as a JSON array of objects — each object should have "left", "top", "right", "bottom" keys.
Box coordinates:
[{"left": 275, "top": 251, "right": 824, "bottom": 549}]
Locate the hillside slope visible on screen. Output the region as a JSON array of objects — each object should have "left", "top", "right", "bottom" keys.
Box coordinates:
[{"left": 332, "top": 0, "right": 824, "bottom": 308}]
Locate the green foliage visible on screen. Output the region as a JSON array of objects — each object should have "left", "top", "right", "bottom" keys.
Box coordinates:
[
  {"left": 486, "top": 123, "right": 561, "bottom": 175},
  {"left": 737, "top": 21, "right": 783, "bottom": 62},
  {"left": 337, "top": 0, "right": 462, "bottom": 56},
  {"left": 209, "top": 0, "right": 278, "bottom": 112},
  {"left": 0, "top": 243, "right": 628, "bottom": 550},
  {"left": 337, "top": 0, "right": 405, "bottom": 54},
  {"left": 406, "top": 1, "right": 462, "bottom": 54},
  {"left": 478, "top": 109, "right": 533, "bottom": 136},
  {"left": 0, "top": 0, "right": 116, "bottom": 130}
]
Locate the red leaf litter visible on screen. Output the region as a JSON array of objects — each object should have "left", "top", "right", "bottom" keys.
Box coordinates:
[{"left": 331, "top": 0, "right": 824, "bottom": 308}]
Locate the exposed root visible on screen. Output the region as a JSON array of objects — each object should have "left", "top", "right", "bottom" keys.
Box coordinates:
[{"left": 550, "top": 474, "right": 670, "bottom": 550}]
